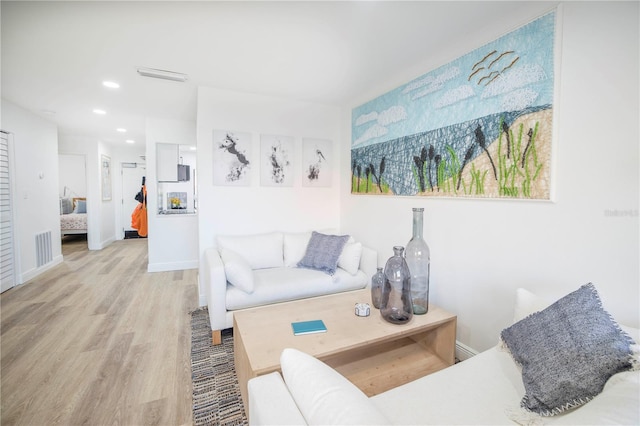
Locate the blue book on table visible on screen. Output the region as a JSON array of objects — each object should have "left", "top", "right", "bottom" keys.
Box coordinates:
[{"left": 291, "top": 319, "right": 327, "bottom": 335}]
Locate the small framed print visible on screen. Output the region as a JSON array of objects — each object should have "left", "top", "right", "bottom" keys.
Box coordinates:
[
  {"left": 260, "top": 134, "right": 294, "bottom": 187},
  {"left": 213, "top": 130, "right": 252, "bottom": 186},
  {"left": 302, "top": 138, "right": 332, "bottom": 187}
]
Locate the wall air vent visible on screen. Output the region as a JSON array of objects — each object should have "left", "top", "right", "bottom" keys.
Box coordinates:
[{"left": 35, "top": 231, "right": 52, "bottom": 267}]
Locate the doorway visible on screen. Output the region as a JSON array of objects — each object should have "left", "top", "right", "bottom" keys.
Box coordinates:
[
  {"left": 59, "top": 154, "right": 88, "bottom": 248},
  {"left": 122, "top": 162, "right": 146, "bottom": 239}
]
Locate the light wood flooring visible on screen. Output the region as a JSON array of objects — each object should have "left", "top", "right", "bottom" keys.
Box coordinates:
[{"left": 1, "top": 236, "right": 198, "bottom": 425}]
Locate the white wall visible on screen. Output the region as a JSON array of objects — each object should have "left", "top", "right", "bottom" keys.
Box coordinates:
[
  {"left": 1, "top": 99, "right": 62, "bottom": 283},
  {"left": 196, "top": 86, "right": 342, "bottom": 304},
  {"left": 145, "top": 117, "right": 199, "bottom": 272},
  {"left": 97, "top": 141, "right": 116, "bottom": 248},
  {"left": 340, "top": 2, "right": 639, "bottom": 352},
  {"left": 58, "top": 154, "right": 86, "bottom": 198}
]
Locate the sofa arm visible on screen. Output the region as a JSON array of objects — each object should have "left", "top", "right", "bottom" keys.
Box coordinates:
[
  {"left": 360, "top": 246, "right": 378, "bottom": 286},
  {"left": 248, "top": 372, "right": 307, "bottom": 425},
  {"left": 203, "top": 247, "right": 228, "bottom": 339}
]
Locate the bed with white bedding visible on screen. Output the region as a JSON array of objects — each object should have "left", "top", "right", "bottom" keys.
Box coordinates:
[{"left": 60, "top": 197, "right": 87, "bottom": 236}]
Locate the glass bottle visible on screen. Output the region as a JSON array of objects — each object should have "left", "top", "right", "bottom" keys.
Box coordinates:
[
  {"left": 380, "top": 246, "right": 413, "bottom": 324},
  {"left": 405, "top": 208, "right": 430, "bottom": 314},
  {"left": 370, "top": 267, "right": 384, "bottom": 309}
]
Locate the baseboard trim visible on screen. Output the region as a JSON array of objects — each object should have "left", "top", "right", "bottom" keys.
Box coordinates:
[
  {"left": 147, "top": 260, "right": 199, "bottom": 273},
  {"left": 20, "top": 255, "right": 64, "bottom": 284},
  {"left": 456, "top": 340, "right": 479, "bottom": 361}
]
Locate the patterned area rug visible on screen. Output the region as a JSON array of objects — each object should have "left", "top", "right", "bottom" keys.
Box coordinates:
[{"left": 190, "top": 308, "right": 248, "bottom": 425}]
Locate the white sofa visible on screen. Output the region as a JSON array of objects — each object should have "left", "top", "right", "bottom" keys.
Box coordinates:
[
  {"left": 203, "top": 230, "right": 377, "bottom": 344},
  {"left": 248, "top": 286, "right": 640, "bottom": 425}
]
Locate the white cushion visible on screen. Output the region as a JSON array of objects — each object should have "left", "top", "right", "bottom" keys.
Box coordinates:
[
  {"left": 248, "top": 372, "right": 307, "bottom": 425},
  {"left": 225, "top": 267, "right": 367, "bottom": 311},
  {"left": 513, "top": 287, "right": 551, "bottom": 323},
  {"left": 283, "top": 232, "right": 312, "bottom": 267},
  {"left": 337, "top": 241, "right": 362, "bottom": 275},
  {"left": 280, "top": 348, "right": 389, "bottom": 425},
  {"left": 217, "top": 232, "right": 283, "bottom": 269},
  {"left": 621, "top": 325, "right": 640, "bottom": 343},
  {"left": 218, "top": 248, "right": 254, "bottom": 293},
  {"left": 546, "top": 370, "right": 640, "bottom": 425}
]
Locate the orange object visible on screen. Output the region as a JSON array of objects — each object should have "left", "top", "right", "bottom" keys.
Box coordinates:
[{"left": 131, "top": 184, "right": 147, "bottom": 237}]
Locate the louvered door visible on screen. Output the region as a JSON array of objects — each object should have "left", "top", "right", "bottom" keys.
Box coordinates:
[{"left": 0, "top": 131, "right": 16, "bottom": 292}]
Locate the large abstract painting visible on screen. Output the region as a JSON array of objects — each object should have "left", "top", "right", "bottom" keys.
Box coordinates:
[{"left": 351, "top": 11, "right": 556, "bottom": 199}]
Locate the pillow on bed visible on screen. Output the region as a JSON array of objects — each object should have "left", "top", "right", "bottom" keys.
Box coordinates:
[
  {"left": 76, "top": 200, "right": 87, "bottom": 213},
  {"left": 60, "top": 198, "right": 73, "bottom": 214},
  {"left": 73, "top": 198, "right": 87, "bottom": 214},
  {"left": 501, "top": 283, "right": 639, "bottom": 416}
]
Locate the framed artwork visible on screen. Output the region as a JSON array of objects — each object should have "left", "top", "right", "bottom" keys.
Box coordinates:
[
  {"left": 212, "top": 130, "right": 252, "bottom": 186},
  {"left": 260, "top": 134, "right": 294, "bottom": 187},
  {"left": 101, "top": 154, "right": 111, "bottom": 201},
  {"left": 302, "top": 138, "right": 332, "bottom": 187},
  {"left": 351, "top": 11, "right": 556, "bottom": 200}
]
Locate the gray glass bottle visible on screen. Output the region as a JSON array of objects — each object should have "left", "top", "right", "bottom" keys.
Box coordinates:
[
  {"left": 405, "top": 208, "right": 430, "bottom": 314},
  {"left": 380, "top": 246, "right": 413, "bottom": 324}
]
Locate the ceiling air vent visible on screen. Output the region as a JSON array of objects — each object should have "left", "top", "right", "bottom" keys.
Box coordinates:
[{"left": 137, "top": 67, "right": 188, "bottom": 82}]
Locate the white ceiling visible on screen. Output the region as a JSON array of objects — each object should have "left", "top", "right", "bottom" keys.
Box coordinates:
[{"left": 1, "top": 1, "right": 556, "bottom": 148}]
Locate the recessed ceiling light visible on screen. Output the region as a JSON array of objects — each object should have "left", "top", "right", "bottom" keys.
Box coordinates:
[
  {"left": 102, "top": 81, "right": 120, "bottom": 89},
  {"left": 126, "top": 139, "right": 135, "bottom": 144},
  {"left": 93, "top": 109, "right": 106, "bottom": 115},
  {"left": 117, "top": 128, "right": 127, "bottom": 133},
  {"left": 190, "top": 146, "right": 197, "bottom": 151},
  {"left": 137, "top": 67, "right": 188, "bottom": 82}
]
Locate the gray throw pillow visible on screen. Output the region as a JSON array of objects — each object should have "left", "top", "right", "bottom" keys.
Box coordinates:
[
  {"left": 297, "top": 231, "right": 349, "bottom": 275},
  {"left": 60, "top": 198, "right": 73, "bottom": 214},
  {"left": 501, "top": 283, "right": 637, "bottom": 416}
]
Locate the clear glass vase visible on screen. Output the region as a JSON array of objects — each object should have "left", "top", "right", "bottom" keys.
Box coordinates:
[
  {"left": 405, "top": 207, "right": 430, "bottom": 314},
  {"left": 380, "top": 246, "right": 413, "bottom": 324},
  {"left": 371, "top": 267, "right": 384, "bottom": 309}
]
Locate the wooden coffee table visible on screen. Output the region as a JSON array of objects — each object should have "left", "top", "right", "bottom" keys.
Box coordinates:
[{"left": 233, "top": 288, "right": 456, "bottom": 411}]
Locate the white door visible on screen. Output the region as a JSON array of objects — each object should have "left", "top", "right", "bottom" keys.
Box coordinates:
[
  {"left": 0, "top": 131, "right": 16, "bottom": 292},
  {"left": 122, "top": 163, "right": 146, "bottom": 235}
]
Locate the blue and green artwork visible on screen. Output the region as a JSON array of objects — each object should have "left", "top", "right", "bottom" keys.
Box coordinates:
[{"left": 351, "top": 11, "right": 555, "bottom": 199}]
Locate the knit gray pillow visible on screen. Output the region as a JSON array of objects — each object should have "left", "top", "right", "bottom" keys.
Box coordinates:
[
  {"left": 501, "top": 283, "right": 638, "bottom": 416},
  {"left": 297, "top": 232, "right": 349, "bottom": 275}
]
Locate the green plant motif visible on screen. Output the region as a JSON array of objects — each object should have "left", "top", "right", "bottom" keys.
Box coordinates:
[
  {"left": 353, "top": 113, "right": 545, "bottom": 198},
  {"left": 352, "top": 156, "right": 390, "bottom": 194},
  {"left": 438, "top": 115, "right": 543, "bottom": 198},
  {"left": 466, "top": 163, "right": 487, "bottom": 195}
]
